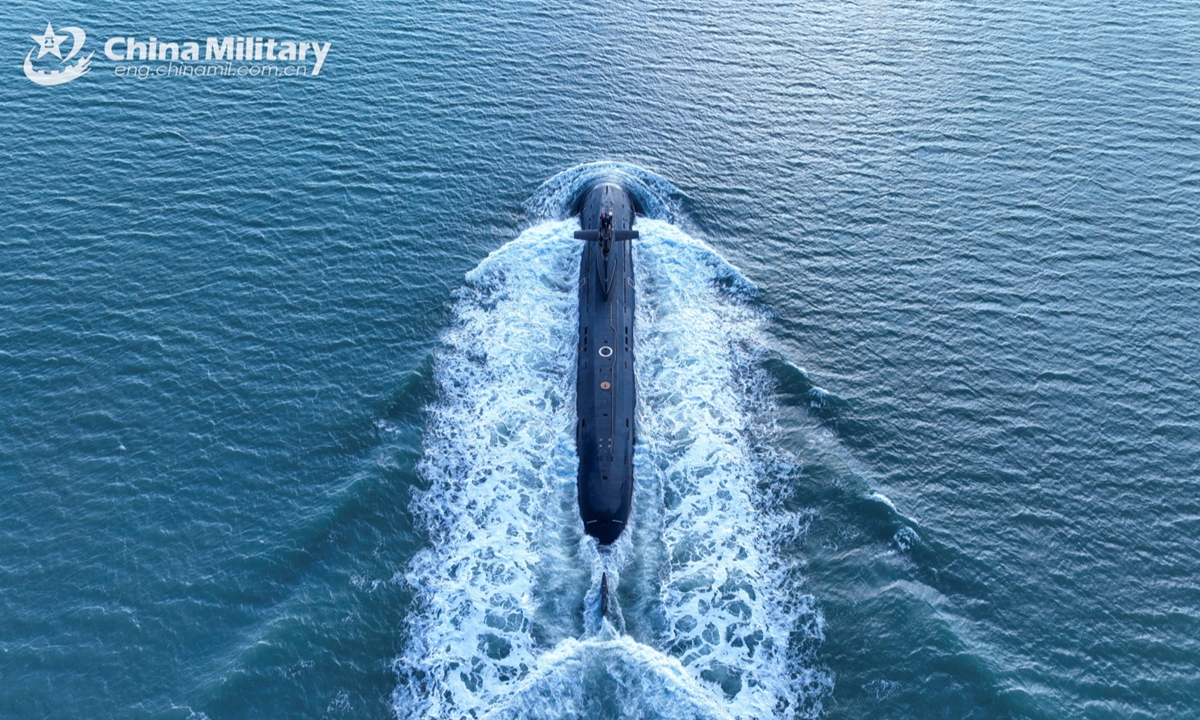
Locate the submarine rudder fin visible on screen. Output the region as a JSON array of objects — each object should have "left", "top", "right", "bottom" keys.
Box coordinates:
[{"left": 600, "top": 572, "right": 609, "bottom": 618}]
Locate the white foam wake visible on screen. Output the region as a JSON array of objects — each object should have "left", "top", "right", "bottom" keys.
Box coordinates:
[
  {"left": 393, "top": 217, "right": 829, "bottom": 720},
  {"left": 631, "top": 219, "right": 829, "bottom": 718},
  {"left": 393, "top": 220, "right": 586, "bottom": 720}
]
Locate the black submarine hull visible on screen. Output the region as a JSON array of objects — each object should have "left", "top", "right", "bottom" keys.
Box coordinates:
[{"left": 575, "top": 182, "right": 638, "bottom": 546}]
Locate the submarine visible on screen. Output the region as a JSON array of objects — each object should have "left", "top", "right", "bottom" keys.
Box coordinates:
[{"left": 574, "top": 181, "right": 639, "bottom": 553}]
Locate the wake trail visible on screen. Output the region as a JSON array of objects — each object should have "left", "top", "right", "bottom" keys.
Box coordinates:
[{"left": 394, "top": 165, "right": 829, "bottom": 719}]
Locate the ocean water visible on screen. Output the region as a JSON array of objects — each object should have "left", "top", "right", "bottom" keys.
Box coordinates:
[{"left": 2, "top": 1, "right": 1198, "bottom": 719}]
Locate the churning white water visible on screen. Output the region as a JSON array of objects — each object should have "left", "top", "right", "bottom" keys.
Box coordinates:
[{"left": 393, "top": 166, "right": 829, "bottom": 719}]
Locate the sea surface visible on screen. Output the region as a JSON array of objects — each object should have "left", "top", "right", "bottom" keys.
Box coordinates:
[{"left": 2, "top": 1, "right": 1199, "bottom": 718}]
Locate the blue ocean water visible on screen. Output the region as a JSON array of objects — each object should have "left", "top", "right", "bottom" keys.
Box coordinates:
[{"left": 2, "top": 1, "right": 1198, "bottom": 719}]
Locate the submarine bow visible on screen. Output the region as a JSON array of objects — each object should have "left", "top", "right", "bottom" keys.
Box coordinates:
[{"left": 575, "top": 182, "right": 639, "bottom": 546}]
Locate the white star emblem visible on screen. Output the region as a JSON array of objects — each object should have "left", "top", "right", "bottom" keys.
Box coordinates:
[{"left": 31, "top": 22, "right": 68, "bottom": 60}]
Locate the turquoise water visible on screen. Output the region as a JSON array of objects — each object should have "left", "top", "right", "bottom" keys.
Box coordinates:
[{"left": 2, "top": 1, "right": 1199, "bottom": 718}]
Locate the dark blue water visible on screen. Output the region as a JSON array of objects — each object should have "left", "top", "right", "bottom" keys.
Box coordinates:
[{"left": 2, "top": 1, "right": 1198, "bottom": 718}]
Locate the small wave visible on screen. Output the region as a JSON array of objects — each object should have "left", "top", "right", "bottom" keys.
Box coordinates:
[
  {"left": 870, "top": 491, "right": 896, "bottom": 511},
  {"left": 893, "top": 526, "right": 921, "bottom": 552}
]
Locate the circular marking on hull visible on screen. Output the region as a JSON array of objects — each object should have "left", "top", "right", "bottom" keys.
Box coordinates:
[
  {"left": 598, "top": 346, "right": 613, "bottom": 357},
  {"left": 600, "top": 381, "right": 611, "bottom": 390}
]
